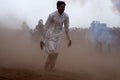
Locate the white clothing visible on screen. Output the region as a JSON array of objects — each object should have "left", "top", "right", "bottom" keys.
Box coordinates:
[{"left": 43, "top": 11, "right": 69, "bottom": 53}]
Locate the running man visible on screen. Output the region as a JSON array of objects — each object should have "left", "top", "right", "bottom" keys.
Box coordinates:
[{"left": 41, "top": 1, "right": 72, "bottom": 71}]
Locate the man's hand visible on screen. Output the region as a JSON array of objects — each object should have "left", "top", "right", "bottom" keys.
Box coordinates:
[
  {"left": 67, "top": 40, "right": 72, "bottom": 48},
  {"left": 40, "top": 41, "right": 44, "bottom": 50}
]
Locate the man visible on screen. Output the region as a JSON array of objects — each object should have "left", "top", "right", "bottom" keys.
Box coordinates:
[
  {"left": 36, "top": 19, "right": 44, "bottom": 33},
  {"left": 41, "top": 1, "right": 72, "bottom": 71},
  {"left": 33, "top": 19, "right": 44, "bottom": 41},
  {"left": 35, "top": 19, "right": 44, "bottom": 37}
]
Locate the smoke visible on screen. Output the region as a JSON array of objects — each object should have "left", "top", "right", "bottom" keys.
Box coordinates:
[
  {"left": 112, "top": 0, "right": 120, "bottom": 15},
  {"left": 0, "top": 20, "right": 45, "bottom": 69},
  {"left": 0, "top": 0, "right": 120, "bottom": 28},
  {"left": 0, "top": 14, "right": 25, "bottom": 29},
  {"left": 86, "top": 21, "right": 117, "bottom": 53},
  {"left": 57, "top": 26, "right": 120, "bottom": 78},
  {"left": 65, "top": 0, "right": 88, "bottom": 6},
  {"left": 88, "top": 21, "right": 114, "bottom": 45},
  {"left": 0, "top": 20, "right": 120, "bottom": 80},
  {"left": 74, "top": 0, "right": 88, "bottom": 6}
]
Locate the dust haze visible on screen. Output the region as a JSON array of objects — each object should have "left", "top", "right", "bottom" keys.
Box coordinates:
[
  {"left": 0, "top": 18, "right": 120, "bottom": 80},
  {"left": 112, "top": 0, "right": 120, "bottom": 15}
]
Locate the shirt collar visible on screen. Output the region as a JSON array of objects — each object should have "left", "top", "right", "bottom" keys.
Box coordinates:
[{"left": 56, "top": 11, "right": 64, "bottom": 17}]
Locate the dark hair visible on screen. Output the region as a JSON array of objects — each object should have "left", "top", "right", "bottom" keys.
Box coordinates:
[{"left": 57, "top": 1, "right": 66, "bottom": 8}]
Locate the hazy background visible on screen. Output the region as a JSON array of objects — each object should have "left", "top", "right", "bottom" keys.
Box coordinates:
[
  {"left": 0, "top": 0, "right": 120, "bottom": 29},
  {"left": 0, "top": 0, "right": 120, "bottom": 80},
  {"left": 0, "top": 22, "right": 120, "bottom": 79}
]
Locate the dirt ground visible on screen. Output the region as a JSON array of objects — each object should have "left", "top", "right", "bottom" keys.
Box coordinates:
[
  {"left": 0, "top": 67, "right": 120, "bottom": 80},
  {"left": 0, "top": 27, "right": 120, "bottom": 80}
]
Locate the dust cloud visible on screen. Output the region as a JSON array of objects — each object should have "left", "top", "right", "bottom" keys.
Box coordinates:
[
  {"left": 0, "top": 20, "right": 120, "bottom": 79},
  {"left": 112, "top": 0, "right": 120, "bottom": 15},
  {"left": 0, "top": 22, "right": 45, "bottom": 69},
  {"left": 66, "top": 0, "right": 88, "bottom": 6}
]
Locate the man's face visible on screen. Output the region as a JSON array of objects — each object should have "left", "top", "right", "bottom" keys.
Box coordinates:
[{"left": 57, "top": 4, "right": 65, "bottom": 15}]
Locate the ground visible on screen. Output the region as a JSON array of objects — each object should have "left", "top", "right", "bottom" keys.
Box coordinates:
[{"left": 0, "top": 67, "right": 120, "bottom": 80}]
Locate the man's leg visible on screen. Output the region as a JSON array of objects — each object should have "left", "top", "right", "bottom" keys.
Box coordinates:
[
  {"left": 44, "top": 53, "right": 58, "bottom": 71},
  {"left": 44, "top": 54, "right": 53, "bottom": 71},
  {"left": 50, "top": 53, "right": 58, "bottom": 70}
]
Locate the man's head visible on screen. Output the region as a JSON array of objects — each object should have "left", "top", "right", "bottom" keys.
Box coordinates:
[
  {"left": 57, "top": 1, "right": 66, "bottom": 15},
  {"left": 39, "top": 19, "right": 43, "bottom": 24}
]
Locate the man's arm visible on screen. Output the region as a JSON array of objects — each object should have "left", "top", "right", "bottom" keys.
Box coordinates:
[
  {"left": 44, "top": 14, "right": 52, "bottom": 32},
  {"left": 42, "top": 14, "right": 53, "bottom": 39},
  {"left": 64, "top": 14, "right": 71, "bottom": 47},
  {"left": 40, "top": 14, "right": 52, "bottom": 50},
  {"left": 64, "top": 15, "right": 70, "bottom": 40}
]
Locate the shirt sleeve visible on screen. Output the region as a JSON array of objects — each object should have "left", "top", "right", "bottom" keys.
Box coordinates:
[
  {"left": 64, "top": 14, "right": 69, "bottom": 31},
  {"left": 44, "top": 14, "right": 53, "bottom": 32},
  {"left": 42, "top": 14, "right": 53, "bottom": 40},
  {"left": 64, "top": 14, "right": 70, "bottom": 40}
]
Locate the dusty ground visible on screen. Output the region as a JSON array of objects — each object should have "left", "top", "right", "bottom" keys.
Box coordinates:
[
  {"left": 0, "top": 67, "right": 91, "bottom": 80},
  {"left": 0, "top": 67, "right": 120, "bottom": 80},
  {"left": 0, "top": 27, "right": 120, "bottom": 80},
  {"left": 0, "top": 68, "right": 120, "bottom": 80}
]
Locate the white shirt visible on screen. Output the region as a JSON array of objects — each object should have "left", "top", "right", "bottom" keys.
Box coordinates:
[
  {"left": 44, "top": 11, "right": 69, "bottom": 34},
  {"left": 43, "top": 11, "right": 69, "bottom": 53}
]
